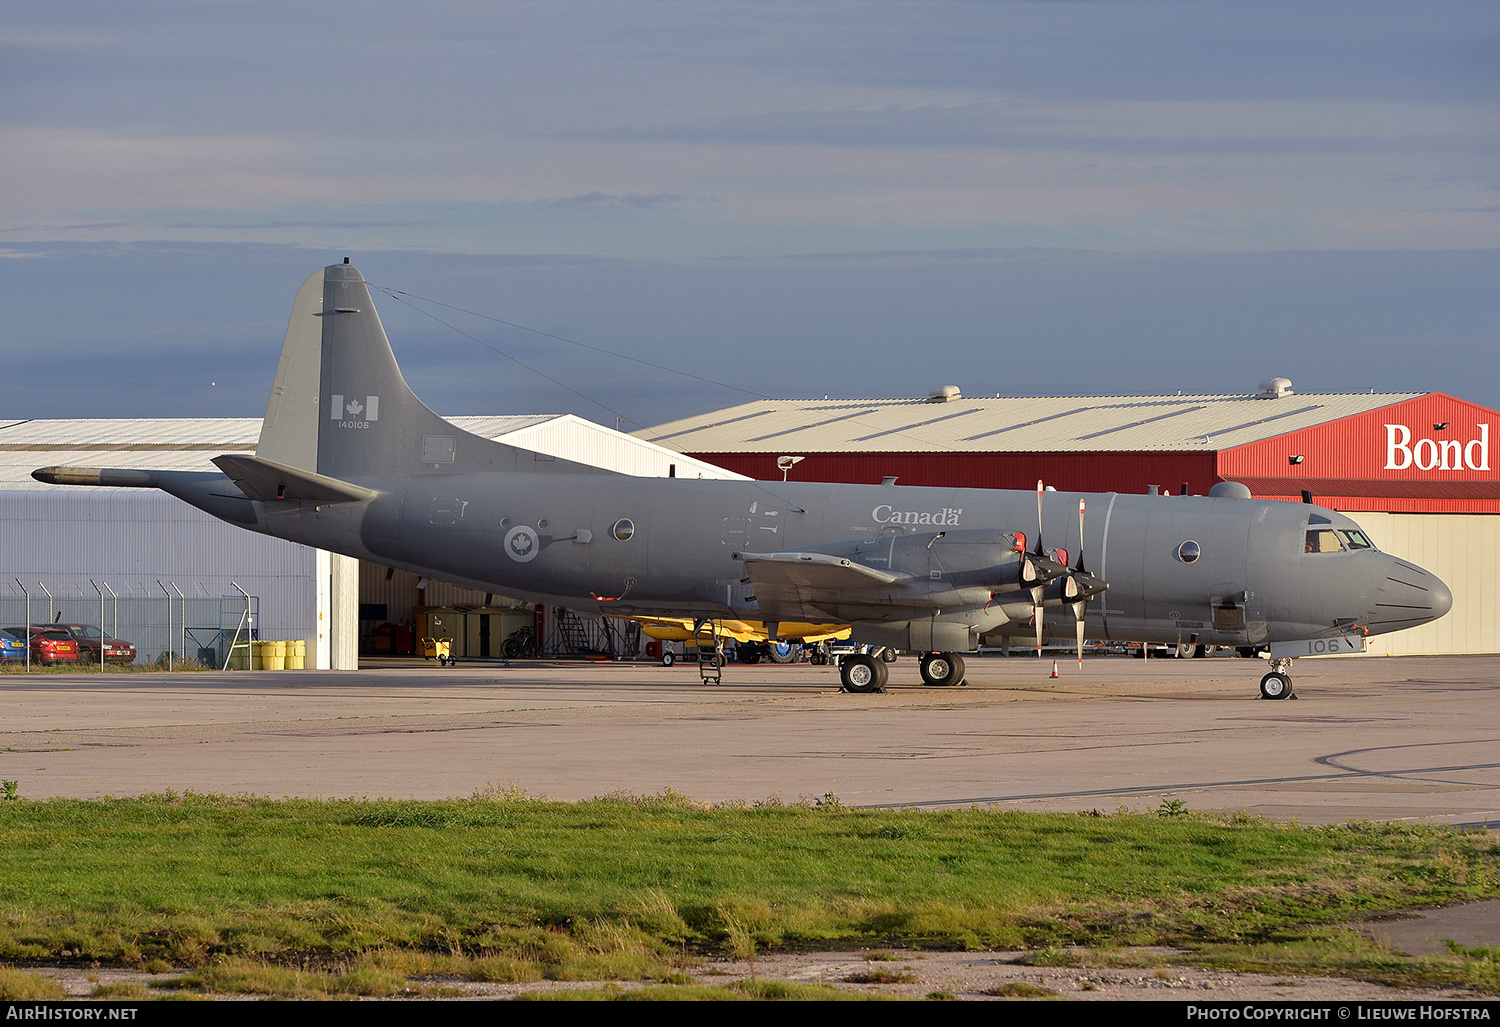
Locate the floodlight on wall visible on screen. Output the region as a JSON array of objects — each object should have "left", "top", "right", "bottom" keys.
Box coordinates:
[
  {"left": 777, "top": 455, "right": 805, "bottom": 481},
  {"left": 1289, "top": 455, "right": 1305, "bottom": 465}
]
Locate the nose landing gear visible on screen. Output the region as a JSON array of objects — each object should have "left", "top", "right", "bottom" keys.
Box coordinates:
[{"left": 1259, "top": 657, "right": 1297, "bottom": 700}]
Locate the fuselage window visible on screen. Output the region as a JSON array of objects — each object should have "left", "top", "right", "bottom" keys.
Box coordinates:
[
  {"left": 1177, "top": 540, "right": 1201, "bottom": 564},
  {"left": 1304, "top": 529, "right": 1344, "bottom": 554},
  {"left": 612, "top": 518, "right": 635, "bottom": 542}
]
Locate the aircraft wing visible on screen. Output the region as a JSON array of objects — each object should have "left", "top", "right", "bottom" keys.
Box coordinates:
[
  {"left": 212, "top": 455, "right": 377, "bottom": 504},
  {"left": 735, "top": 550, "right": 906, "bottom": 624},
  {"left": 735, "top": 551, "right": 900, "bottom": 589}
]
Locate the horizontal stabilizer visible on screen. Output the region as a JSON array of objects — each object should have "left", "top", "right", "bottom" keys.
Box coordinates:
[{"left": 211, "top": 454, "right": 377, "bottom": 504}]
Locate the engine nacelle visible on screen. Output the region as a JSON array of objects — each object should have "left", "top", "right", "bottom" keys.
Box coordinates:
[{"left": 852, "top": 602, "right": 1015, "bottom": 652}]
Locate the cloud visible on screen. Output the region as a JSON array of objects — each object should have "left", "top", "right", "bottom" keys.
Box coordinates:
[
  {"left": 541, "top": 192, "right": 692, "bottom": 211},
  {"left": 163, "top": 220, "right": 433, "bottom": 230},
  {"left": 559, "top": 99, "right": 1498, "bottom": 159}
]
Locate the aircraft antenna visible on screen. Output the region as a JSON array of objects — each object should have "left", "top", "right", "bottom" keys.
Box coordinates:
[{"left": 366, "top": 282, "right": 993, "bottom": 456}]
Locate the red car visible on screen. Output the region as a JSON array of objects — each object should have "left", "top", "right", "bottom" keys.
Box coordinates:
[
  {"left": 55, "top": 624, "right": 138, "bottom": 665},
  {"left": 4, "top": 627, "right": 82, "bottom": 665}
]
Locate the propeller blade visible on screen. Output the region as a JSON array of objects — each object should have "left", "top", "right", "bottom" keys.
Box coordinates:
[
  {"left": 1073, "top": 499, "right": 1090, "bottom": 666},
  {"left": 1033, "top": 480, "right": 1046, "bottom": 655},
  {"left": 1033, "top": 480, "right": 1045, "bottom": 556},
  {"left": 1076, "top": 499, "right": 1087, "bottom": 574}
]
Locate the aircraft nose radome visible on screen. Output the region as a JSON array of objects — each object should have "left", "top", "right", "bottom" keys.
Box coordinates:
[
  {"left": 1428, "top": 574, "right": 1454, "bottom": 621},
  {"left": 1369, "top": 559, "right": 1453, "bottom": 631}
]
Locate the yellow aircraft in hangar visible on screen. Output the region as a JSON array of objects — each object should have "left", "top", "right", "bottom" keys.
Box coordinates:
[{"left": 624, "top": 616, "right": 851, "bottom": 665}]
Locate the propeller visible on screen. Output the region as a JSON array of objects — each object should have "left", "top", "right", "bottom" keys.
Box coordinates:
[
  {"left": 1067, "top": 497, "right": 1109, "bottom": 666},
  {"left": 996, "top": 479, "right": 1104, "bottom": 656}
]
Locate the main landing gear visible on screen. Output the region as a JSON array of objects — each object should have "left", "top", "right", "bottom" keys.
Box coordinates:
[
  {"left": 1259, "top": 657, "right": 1297, "bottom": 700},
  {"left": 837, "top": 650, "right": 967, "bottom": 693},
  {"left": 839, "top": 653, "right": 888, "bottom": 694},
  {"left": 918, "top": 652, "right": 966, "bottom": 687}
]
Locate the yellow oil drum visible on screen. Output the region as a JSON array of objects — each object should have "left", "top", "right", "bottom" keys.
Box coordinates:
[
  {"left": 256, "top": 640, "right": 286, "bottom": 671},
  {"left": 286, "top": 639, "right": 306, "bottom": 670}
]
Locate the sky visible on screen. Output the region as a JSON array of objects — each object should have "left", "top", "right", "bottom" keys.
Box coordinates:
[{"left": 3, "top": 1, "right": 1497, "bottom": 435}]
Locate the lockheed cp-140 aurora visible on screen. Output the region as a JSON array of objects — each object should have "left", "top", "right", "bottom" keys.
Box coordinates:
[{"left": 34, "top": 262, "right": 1452, "bottom": 697}]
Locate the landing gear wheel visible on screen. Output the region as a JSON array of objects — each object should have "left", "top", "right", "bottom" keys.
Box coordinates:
[
  {"left": 919, "top": 652, "right": 966, "bottom": 687},
  {"left": 661, "top": 650, "right": 676, "bottom": 667},
  {"left": 809, "top": 650, "right": 828, "bottom": 666},
  {"left": 879, "top": 647, "right": 898, "bottom": 663},
  {"left": 840, "top": 654, "right": 888, "bottom": 694},
  {"left": 766, "top": 640, "right": 800, "bottom": 664},
  {"left": 1260, "top": 671, "right": 1292, "bottom": 700}
]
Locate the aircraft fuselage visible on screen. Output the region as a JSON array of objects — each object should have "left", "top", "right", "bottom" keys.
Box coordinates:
[{"left": 210, "top": 470, "right": 1435, "bottom": 649}]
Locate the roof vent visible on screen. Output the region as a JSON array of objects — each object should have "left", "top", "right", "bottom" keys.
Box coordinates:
[
  {"left": 1209, "top": 481, "right": 1253, "bottom": 500},
  {"left": 928, "top": 385, "right": 961, "bottom": 403},
  {"left": 1257, "top": 377, "right": 1294, "bottom": 399}
]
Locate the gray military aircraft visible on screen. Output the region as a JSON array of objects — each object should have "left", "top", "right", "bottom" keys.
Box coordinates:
[{"left": 34, "top": 262, "right": 1452, "bottom": 698}]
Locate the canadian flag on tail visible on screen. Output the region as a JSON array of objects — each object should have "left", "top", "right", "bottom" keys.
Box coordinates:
[{"left": 331, "top": 395, "right": 379, "bottom": 421}]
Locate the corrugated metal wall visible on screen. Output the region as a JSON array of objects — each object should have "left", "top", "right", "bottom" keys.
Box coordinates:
[
  {"left": 1353, "top": 512, "right": 1497, "bottom": 656},
  {"left": 691, "top": 451, "right": 1220, "bottom": 495},
  {"left": 507, "top": 416, "right": 746, "bottom": 480},
  {"left": 1218, "top": 395, "right": 1500, "bottom": 514},
  {"left": 1, "top": 489, "right": 324, "bottom": 659}
]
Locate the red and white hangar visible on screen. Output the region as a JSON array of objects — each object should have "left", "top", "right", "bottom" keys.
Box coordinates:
[{"left": 643, "top": 378, "right": 1499, "bottom": 656}]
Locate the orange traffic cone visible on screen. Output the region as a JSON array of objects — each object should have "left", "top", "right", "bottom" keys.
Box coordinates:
[{"left": 1049, "top": 660, "right": 1060, "bottom": 678}]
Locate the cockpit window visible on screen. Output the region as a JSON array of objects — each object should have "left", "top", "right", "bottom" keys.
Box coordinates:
[
  {"left": 1304, "top": 529, "right": 1344, "bottom": 554},
  {"left": 1339, "top": 529, "right": 1375, "bottom": 551}
]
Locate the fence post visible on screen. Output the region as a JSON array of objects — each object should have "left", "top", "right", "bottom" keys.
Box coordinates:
[
  {"left": 226, "top": 582, "right": 253, "bottom": 671},
  {"left": 15, "top": 580, "right": 30, "bottom": 672},
  {"left": 159, "top": 581, "right": 171, "bottom": 670},
  {"left": 90, "top": 579, "right": 105, "bottom": 671},
  {"left": 172, "top": 583, "right": 186, "bottom": 669},
  {"left": 105, "top": 582, "right": 118, "bottom": 661}
]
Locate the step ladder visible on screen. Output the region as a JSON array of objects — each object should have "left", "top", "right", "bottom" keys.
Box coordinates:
[{"left": 692, "top": 618, "right": 723, "bottom": 685}]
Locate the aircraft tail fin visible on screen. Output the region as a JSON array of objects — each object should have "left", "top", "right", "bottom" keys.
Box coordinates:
[{"left": 256, "top": 262, "right": 610, "bottom": 478}]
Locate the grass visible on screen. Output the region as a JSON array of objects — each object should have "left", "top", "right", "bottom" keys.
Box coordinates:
[
  {"left": 0, "top": 791, "right": 1496, "bottom": 998},
  {"left": 843, "top": 968, "right": 919, "bottom": 984},
  {"left": 981, "top": 981, "right": 1058, "bottom": 998},
  {"left": 0, "top": 966, "right": 65, "bottom": 1000},
  {"left": 0, "top": 659, "right": 210, "bottom": 675}
]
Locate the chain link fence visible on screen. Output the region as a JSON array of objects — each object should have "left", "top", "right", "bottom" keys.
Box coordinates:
[{"left": 1, "top": 583, "right": 260, "bottom": 671}]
